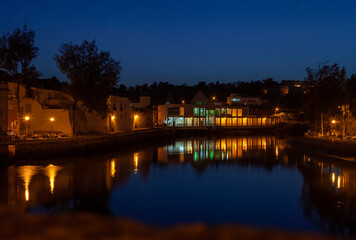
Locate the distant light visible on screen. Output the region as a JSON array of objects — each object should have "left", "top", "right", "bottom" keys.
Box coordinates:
[
  {"left": 275, "top": 107, "right": 279, "bottom": 111},
  {"left": 182, "top": 100, "right": 185, "bottom": 104},
  {"left": 50, "top": 117, "right": 55, "bottom": 122},
  {"left": 24, "top": 116, "right": 30, "bottom": 121},
  {"left": 111, "top": 116, "right": 115, "bottom": 120},
  {"left": 332, "top": 120, "right": 336, "bottom": 124},
  {"left": 212, "top": 96, "right": 216, "bottom": 101},
  {"left": 134, "top": 115, "right": 138, "bottom": 119}
]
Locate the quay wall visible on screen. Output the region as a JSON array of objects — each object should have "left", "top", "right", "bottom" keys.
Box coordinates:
[
  {"left": 299, "top": 135, "right": 356, "bottom": 156},
  {"left": 1, "top": 124, "right": 307, "bottom": 160}
]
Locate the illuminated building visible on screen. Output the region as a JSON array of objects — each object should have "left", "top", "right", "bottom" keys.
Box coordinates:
[{"left": 158, "top": 92, "right": 279, "bottom": 127}]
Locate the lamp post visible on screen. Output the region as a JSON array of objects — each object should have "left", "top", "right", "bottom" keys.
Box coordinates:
[
  {"left": 50, "top": 117, "right": 55, "bottom": 135},
  {"left": 275, "top": 107, "right": 279, "bottom": 115},
  {"left": 134, "top": 115, "right": 138, "bottom": 130},
  {"left": 24, "top": 116, "right": 30, "bottom": 136}
]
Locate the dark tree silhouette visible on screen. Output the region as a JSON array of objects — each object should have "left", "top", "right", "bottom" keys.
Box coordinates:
[
  {"left": 54, "top": 40, "right": 121, "bottom": 136},
  {"left": 304, "top": 63, "right": 346, "bottom": 134},
  {"left": 0, "top": 25, "right": 40, "bottom": 116}
]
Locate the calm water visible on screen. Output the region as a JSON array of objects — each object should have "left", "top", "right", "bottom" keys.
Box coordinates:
[{"left": 1, "top": 136, "right": 356, "bottom": 237}]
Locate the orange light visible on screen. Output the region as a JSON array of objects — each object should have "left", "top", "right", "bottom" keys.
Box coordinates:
[
  {"left": 182, "top": 100, "right": 185, "bottom": 104},
  {"left": 24, "top": 116, "right": 30, "bottom": 121},
  {"left": 275, "top": 107, "right": 279, "bottom": 111},
  {"left": 111, "top": 116, "right": 115, "bottom": 120},
  {"left": 332, "top": 120, "right": 336, "bottom": 124},
  {"left": 212, "top": 96, "right": 216, "bottom": 101},
  {"left": 50, "top": 117, "right": 55, "bottom": 122},
  {"left": 134, "top": 115, "right": 138, "bottom": 119}
]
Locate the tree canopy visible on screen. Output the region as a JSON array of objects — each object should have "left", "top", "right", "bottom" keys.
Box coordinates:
[{"left": 54, "top": 40, "right": 121, "bottom": 115}]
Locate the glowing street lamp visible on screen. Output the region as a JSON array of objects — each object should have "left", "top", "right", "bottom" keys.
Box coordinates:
[
  {"left": 182, "top": 100, "right": 185, "bottom": 104},
  {"left": 50, "top": 117, "right": 55, "bottom": 133},
  {"left": 275, "top": 107, "right": 279, "bottom": 115},
  {"left": 24, "top": 116, "right": 30, "bottom": 136},
  {"left": 331, "top": 120, "right": 336, "bottom": 124},
  {"left": 212, "top": 96, "right": 216, "bottom": 101},
  {"left": 134, "top": 115, "right": 139, "bottom": 129}
]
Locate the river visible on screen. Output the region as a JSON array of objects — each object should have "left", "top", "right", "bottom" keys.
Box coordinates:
[{"left": 1, "top": 135, "right": 355, "bottom": 237}]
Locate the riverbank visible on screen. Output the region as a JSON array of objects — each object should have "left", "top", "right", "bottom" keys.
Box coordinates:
[
  {"left": 0, "top": 207, "right": 335, "bottom": 240},
  {"left": 1, "top": 124, "right": 306, "bottom": 160},
  {"left": 294, "top": 135, "right": 356, "bottom": 159}
]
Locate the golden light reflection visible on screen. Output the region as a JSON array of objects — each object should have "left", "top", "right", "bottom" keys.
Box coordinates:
[
  {"left": 134, "top": 152, "right": 139, "bottom": 174},
  {"left": 332, "top": 173, "right": 335, "bottom": 184},
  {"left": 17, "top": 166, "right": 40, "bottom": 202},
  {"left": 44, "top": 164, "right": 62, "bottom": 194},
  {"left": 275, "top": 146, "right": 279, "bottom": 159},
  {"left": 242, "top": 138, "right": 247, "bottom": 151},
  {"left": 262, "top": 138, "right": 266, "bottom": 151},
  {"left": 110, "top": 159, "right": 116, "bottom": 178},
  {"left": 337, "top": 176, "right": 341, "bottom": 189}
]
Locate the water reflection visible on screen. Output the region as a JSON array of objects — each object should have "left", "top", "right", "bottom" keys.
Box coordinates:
[{"left": 0, "top": 136, "right": 356, "bottom": 236}]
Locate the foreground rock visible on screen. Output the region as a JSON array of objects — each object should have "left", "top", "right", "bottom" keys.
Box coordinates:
[{"left": 0, "top": 207, "right": 337, "bottom": 240}]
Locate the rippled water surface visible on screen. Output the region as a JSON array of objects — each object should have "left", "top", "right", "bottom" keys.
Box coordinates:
[{"left": 1, "top": 136, "right": 356, "bottom": 237}]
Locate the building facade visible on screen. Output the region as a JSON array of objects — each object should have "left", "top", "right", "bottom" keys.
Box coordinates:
[
  {"left": 0, "top": 83, "right": 8, "bottom": 134},
  {"left": 158, "top": 92, "right": 279, "bottom": 127}
]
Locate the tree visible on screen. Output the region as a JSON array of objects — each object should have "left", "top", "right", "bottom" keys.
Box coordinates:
[
  {"left": 0, "top": 25, "right": 40, "bottom": 124},
  {"left": 54, "top": 40, "right": 121, "bottom": 136},
  {"left": 304, "top": 63, "right": 346, "bottom": 135}
]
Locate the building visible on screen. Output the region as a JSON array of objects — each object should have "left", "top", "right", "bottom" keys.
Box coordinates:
[
  {"left": 158, "top": 92, "right": 279, "bottom": 127},
  {"left": 7, "top": 82, "right": 72, "bottom": 136},
  {"left": 107, "top": 95, "right": 132, "bottom": 132},
  {"left": 132, "top": 96, "right": 153, "bottom": 129},
  {"left": 0, "top": 83, "right": 8, "bottom": 134},
  {"left": 226, "top": 94, "right": 262, "bottom": 106}
]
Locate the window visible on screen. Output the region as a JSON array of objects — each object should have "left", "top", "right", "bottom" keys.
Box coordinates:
[
  {"left": 215, "top": 108, "right": 221, "bottom": 117},
  {"left": 232, "top": 109, "right": 237, "bottom": 117},
  {"left": 25, "top": 104, "right": 32, "bottom": 114},
  {"left": 200, "top": 108, "right": 205, "bottom": 116},
  {"left": 168, "top": 107, "right": 180, "bottom": 115},
  {"left": 238, "top": 109, "right": 242, "bottom": 117},
  {"left": 227, "top": 108, "right": 231, "bottom": 116},
  {"left": 209, "top": 110, "right": 214, "bottom": 116},
  {"left": 193, "top": 108, "right": 199, "bottom": 116},
  {"left": 221, "top": 108, "right": 226, "bottom": 115},
  {"left": 179, "top": 107, "right": 184, "bottom": 116}
]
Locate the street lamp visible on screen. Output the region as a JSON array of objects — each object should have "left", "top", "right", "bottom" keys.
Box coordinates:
[
  {"left": 275, "top": 107, "right": 279, "bottom": 115},
  {"left": 134, "top": 115, "right": 139, "bottom": 129},
  {"left": 50, "top": 117, "right": 55, "bottom": 134},
  {"left": 212, "top": 96, "right": 216, "bottom": 101},
  {"left": 331, "top": 120, "right": 336, "bottom": 124},
  {"left": 24, "top": 116, "right": 30, "bottom": 136},
  {"left": 182, "top": 100, "right": 185, "bottom": 104}
]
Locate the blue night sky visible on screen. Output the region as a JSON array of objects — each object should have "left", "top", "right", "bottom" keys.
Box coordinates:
[{"left": 1, "top": 0, "right": 356, "bottom": 86}]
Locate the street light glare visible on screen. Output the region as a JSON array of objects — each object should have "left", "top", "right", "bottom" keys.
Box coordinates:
[
  {"left": 24, "top": 116, "right": 30, "bottom": 121},
  {"left": 332, "top": 120, "right": 336, "bottom": 124},
  {"left": 50, "top": 117, "right": 55, "bottom": 122}
]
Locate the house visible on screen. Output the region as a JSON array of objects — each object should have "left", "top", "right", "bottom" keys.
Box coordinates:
[
  {"left": 226, "top": 94, "right": 262, "bottom": 106},
  {"left": 158, "top": 92, "right": 278, "bottom": 127},
  {"left": 107, "top": 95, "right": 132, "bottom": 132},
  {"left": 131, "top": 96, "right": 153, "bottom": 129}
]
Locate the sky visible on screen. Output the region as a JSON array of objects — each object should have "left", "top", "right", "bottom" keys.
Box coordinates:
[{"left": 1, "top": 0, "right": 356, "bottom": 86}]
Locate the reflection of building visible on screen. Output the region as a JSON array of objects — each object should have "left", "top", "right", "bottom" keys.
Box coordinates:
[
  {"left": 158, "top": 92, "right": 278, "bottom": 127},
  {"left": 299, "top": 155, "right": 356, "bottom": 236},
  {"left": 157, "top": 137, "right": 278, "bottom": 164}
]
